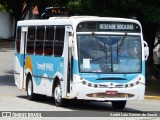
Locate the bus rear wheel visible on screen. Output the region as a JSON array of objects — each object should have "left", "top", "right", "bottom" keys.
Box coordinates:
[
  {"left": 54, "top": 82, "right": 64, "bottom": 107},
  {"left": 111, "top": 101, "right": 126, "bottom": 109},
  {"left": 27, "top": 76, "right": 36, "bottom": 100}
]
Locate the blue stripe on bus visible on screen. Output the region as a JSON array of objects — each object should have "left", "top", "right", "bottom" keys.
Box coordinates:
[
  {"left": 73, "top": 59, "right": 145, "bottom": 84},
  {"left": 16, "top": 54, "right": 145, "bottom": 85},
  {"left": 30, "top": 55, "right": 64, "bottom": 85},
  {"left": 16, "top": 54, "right": 64, "bottom": 86}
]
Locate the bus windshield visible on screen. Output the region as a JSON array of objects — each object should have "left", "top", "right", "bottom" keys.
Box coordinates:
[{"left": 77, "top": 34, "right": 142, "bottom": 73}]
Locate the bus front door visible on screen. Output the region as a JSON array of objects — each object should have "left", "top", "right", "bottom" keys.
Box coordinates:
[
  {"left": 17, "top": 27, "right": 27, "bottom": 89},
  {"left": 63, "top": 26, "right": 73, "bottom": 96}
]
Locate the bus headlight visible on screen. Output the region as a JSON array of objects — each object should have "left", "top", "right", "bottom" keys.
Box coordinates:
[
  {"left": 125, "top": 80, "right": 140, "bottom": 88},
  {"left": 136, "top": 81, "right": 139, "bottom": 85},
  {"left": 125, "top": 84, "right": 129, "bottom": 88},
  {"left": 82, "top": 81, "right": 86, "bottom": 85},
  {"left": 94, "top": 84, "right": 98, "bottom": 88},
  {"left": 130, "top": 83, "right": 134, "bottom": 87},
  {"left": 88, "top": 83, "right": 92, "bottom": 87}
]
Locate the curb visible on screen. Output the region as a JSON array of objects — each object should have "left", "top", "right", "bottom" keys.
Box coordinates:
[{"left": 145, "top": 95, "right": 160, "bottom": 100}]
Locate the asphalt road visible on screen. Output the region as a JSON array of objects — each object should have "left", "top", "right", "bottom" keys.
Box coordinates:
[{"left": 0, "top": 40, "right": 160, "bottom": 120}]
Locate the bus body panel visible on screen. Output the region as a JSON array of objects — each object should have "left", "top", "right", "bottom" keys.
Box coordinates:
[
  {"left": 25, "top": 55, "right": 64, "bottom": 95},
  {"left": 14, "top": 16, "right": 148, "bottom": 104},
  {"left": 70, "top": 81, "right": 145, "bottom": 101},
  {"left": 14, "top": 54, "right": 23, "bottom": 89},
  {"left": 69, "top": 60, "right": 145, "bottom": 101}
]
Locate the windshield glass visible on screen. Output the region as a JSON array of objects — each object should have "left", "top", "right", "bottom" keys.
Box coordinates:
[{"left": 77, "top": 34, "right": 142, "bottom": 73}]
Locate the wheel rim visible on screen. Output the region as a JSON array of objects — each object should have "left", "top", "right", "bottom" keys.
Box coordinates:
[
  {"left": 28, "top": 80, "right": 32, "bottom": 96},
  {"left": 54, "top": 85, "right": 62, "bottom": 102}
]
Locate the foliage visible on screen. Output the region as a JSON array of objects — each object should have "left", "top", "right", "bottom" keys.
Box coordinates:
[
  {"left": 146, "top": 75, "right": 160, "bottom": 95},
  {"left": 67, "top": 0, "right": 160, "bottom": 65},
  {"left": 0, "top": 0, "right": 33, "bottom": 21},
  {"left": 54, "top": 0, "right": 68, "bottom": 7},
  {"left": 67, "top": 0, "right": 92, "bottom": 15},
  {"left": 0, "top": 4, "right": 8, "bottom": 12},
  {"left": 67, "top": 0, "right": 160, "bottom": 25},
  {"left": 0, "top": 0, "right": 160, "bottom": 68}
]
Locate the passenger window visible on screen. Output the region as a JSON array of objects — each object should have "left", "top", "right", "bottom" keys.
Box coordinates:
[
  {"left": 54, "top": 26, "right": 65, "bottom": 56},
  {"left": 44, "top": 26, "right": 54, "bottom": 56},
  {"left": 35, "top": 26, "right": 45, "bottom": 55},
  {"left": 27, "top": 27, "right": 35, "bottom": 54},
  {"left": 16, "top": 27, "right": 21, "bottom": 53}
]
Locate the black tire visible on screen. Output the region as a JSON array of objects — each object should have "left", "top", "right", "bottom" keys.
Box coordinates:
[
  {"left": 27, "top": 76, "right": 37, "bottom": 100},
  {"left": 111, "top": 101, "right": 126, "bottom": 109},
  {"left": 54, "top": 82, "right": 64, "bottom": 107}
]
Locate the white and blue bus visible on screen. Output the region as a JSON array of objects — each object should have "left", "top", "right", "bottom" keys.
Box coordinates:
[{"left": 14, "top": 16, "right": 149, "bottom": 109}]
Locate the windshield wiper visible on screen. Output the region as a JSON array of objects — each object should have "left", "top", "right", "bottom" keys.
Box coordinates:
[
  {"left": 92, "top": 32, "right": 112, "bottom": 72},
  {"left": 91, "top": 32, "right": 108, "bottom": 53},
  {"left": 118, "top": 32, "right": 128, "bottom": 52}
]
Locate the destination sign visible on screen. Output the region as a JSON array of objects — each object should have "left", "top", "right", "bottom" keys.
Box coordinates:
[
  {"left": 77, "top": 21, "right": 141, "bottom": 33},
  {"left": 99, "top": 23, "right": 134, "bottom": 30}
]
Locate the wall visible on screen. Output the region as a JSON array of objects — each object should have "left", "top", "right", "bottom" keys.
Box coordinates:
[{"left": 0, "top": 12, "right": 15, "bottom": 39}]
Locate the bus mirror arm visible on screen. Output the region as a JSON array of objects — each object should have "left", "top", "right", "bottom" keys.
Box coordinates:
[{"left": 143, "top": 41, "right": 149, "bottom": 61}]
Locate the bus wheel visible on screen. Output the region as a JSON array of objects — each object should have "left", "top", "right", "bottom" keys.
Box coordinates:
[
  {"left": 54, "top": 82, "right": 64, "bottom": 107},
  {"left": 27, "top": 76, "right": 36, "bottom": 100},
  {"left": 111, "top": 101, "right": 126, "bottom": 109}
]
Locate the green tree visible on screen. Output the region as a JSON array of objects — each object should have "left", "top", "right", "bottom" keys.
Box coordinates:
[
  {"left": 66, "top": 0, "right": 160, "bottom": 50},
  {"left": 67, "top": 0, "right": 160, "bottom": 76},
  {"left": 67, "top": 0, "right": 92, "bottom": 15},
  {"left": 0, "top": 4, "right": 8, "bottom": 12},
  {"left": 0, "top": 0, "right": 35, "bottom": 37},
  {"left": 0, "top": 0, "right": 34, "bottom": 21}
]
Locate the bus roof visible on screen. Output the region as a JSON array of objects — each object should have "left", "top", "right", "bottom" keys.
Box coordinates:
[{"left": 17, "top": 16, "right": 141, "bottom": 27}]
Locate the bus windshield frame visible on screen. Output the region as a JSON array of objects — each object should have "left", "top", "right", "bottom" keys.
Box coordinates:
[
  {"left": 76, "top": 21, "right": 142, "bottom": 74},
  {"left": 77, "top": 33, "right": 142, "bottom": 74}
]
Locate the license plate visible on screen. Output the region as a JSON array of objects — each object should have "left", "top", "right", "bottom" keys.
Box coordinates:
[{"left": 106, "top": 91, "right": 118, "bottom": 95}]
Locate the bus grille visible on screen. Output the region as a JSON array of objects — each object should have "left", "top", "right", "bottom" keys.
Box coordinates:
[{"left": 86, "top": 93, "right": 134, "bottom": 98}]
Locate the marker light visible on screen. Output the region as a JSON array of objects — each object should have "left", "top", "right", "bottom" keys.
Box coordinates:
[
  {"left": 136, "top": 81, "right": 139, "bottom": 85},
  {"left": 82, "top": 81, "right": 86, "bottom": 85},
  {"left": 88, "top": 83, "right": 92, "bottom": 87}
]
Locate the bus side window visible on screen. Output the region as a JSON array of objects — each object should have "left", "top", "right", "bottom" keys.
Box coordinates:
[
  {"left": 54, "top": 26, "right": 65, "bottom": 56},
  {"left": 27, "top": 27, "right": 35, "bottom": 54},
  {"left": 44, "top": 26, "right": 54, "bottom": 56},
  {"left": 35, "top": 26, "right": 45, "bottom": 55},
  {"left": 16, "top": 27, "right": 21, "bottom": 53}
]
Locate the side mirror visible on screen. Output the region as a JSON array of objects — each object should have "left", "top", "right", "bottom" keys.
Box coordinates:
[{"left": 143, "top": 41, "right": 149, "bottom": 61}]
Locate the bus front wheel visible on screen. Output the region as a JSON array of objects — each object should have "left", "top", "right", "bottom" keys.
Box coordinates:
[
  {"left": 111, "top": 101, "right": 126, "bottom": 109},
  {"left": 54, "top": 82, "right": 64, "bottom": 107},
  {"left": 27, "top": 76, "right": 36, "bottom": 100}
]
